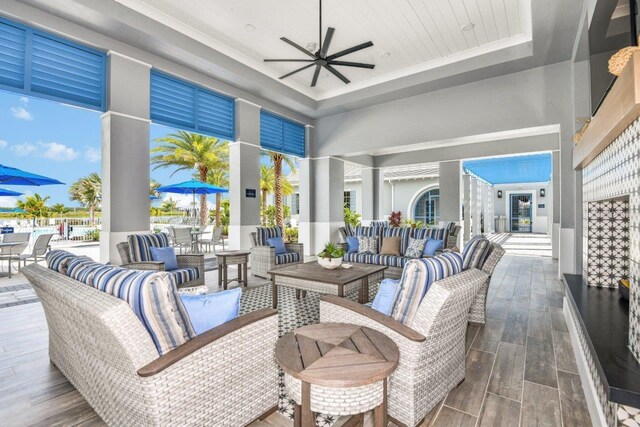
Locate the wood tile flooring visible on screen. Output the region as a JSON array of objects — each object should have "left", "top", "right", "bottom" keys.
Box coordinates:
[{"left": 0, "top": 251, "right": 591, "bottom": 426}]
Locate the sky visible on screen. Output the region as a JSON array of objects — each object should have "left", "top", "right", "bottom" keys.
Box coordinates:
[{"left": 0, "top": 89, "right": 296, "bottom": 209}]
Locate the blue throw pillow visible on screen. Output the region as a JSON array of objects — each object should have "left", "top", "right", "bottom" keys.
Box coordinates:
[
  {"left": 267, "top": 236, "right": 287, "bottom": 255},
  {"left": 346, "top": 236, "right": 359, "bottom": 254},
  {"left": 423, "top": 238, "right": 444, "bottom": 257},
  {"left": 180, "top": 288, "right": 241, "bottom": 335},
  {"left": 371, "top": 279, "right": 401, "bottom": 316},
  {"left": 149, "top": 246, "right": 178, "bottom": 271}
]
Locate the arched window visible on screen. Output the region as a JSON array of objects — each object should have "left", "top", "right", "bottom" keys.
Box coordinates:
[{"left": 413, "top": 188, "right": 440, "bottom": 225}]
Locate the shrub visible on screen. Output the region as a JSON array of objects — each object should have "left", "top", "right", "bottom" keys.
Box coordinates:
[
  {"left": 85, "top": 228, "right": 100, "bottom": 241},
  {"left": 389, "top": 211, "right": 402, "bottom": 227},
  {"left": 284, "top": 227, "right": 298, "bottom": 243},
  {"left": 344, "top": 207, "right": 361, "bottom": 227}
]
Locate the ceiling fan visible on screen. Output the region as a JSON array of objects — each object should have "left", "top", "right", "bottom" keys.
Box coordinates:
[{"left": 263, "top": 0, "right": 375, "bottom": 87}]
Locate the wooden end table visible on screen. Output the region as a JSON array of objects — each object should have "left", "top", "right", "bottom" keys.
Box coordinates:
[
  {"left": 268, "top": 262, "right": 387, "bottom": 309},
  {"left": 216, "top": 250, "right": 250, "bottom": 290},
  {"left": 275, "top": 322, "right": 399, "bottom": 427}
]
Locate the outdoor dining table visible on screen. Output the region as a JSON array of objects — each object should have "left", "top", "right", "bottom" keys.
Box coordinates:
[{"left": 0, "top": 242, "right": 24, "bottom": 278}]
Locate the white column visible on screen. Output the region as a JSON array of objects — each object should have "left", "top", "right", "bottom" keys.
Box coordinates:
[
  {"left": 361, "top": 167, "right": 384, "bottom": 224},
  {"left": 462, "top": 174, "right": 471, "bottom": 242},
  {"left": 552, "top": 150, "right": 560, "bottom": 260},
  {"left": 303, "top": 157, "right": 344, "bottom": 255},
  {"left": 471, "top": 177, "right": 481, "bottom": 237},
  {"left": 486, "top": 186, "right": 495, "bottom": 233},
  {"left": 228, "top": 99, "right": 261, "bottom": 250},
  {"left": 298, "top": 125, "right": 315, "bottom": 256},
  {"left": 439, "top": 161, "right": 461, "bottom": 223},
  {"left": 100, "top": 52, "right": 151, "bottom": 263},
  {"left": 480, "top": 182, "right": 491, "bottom": 234}
]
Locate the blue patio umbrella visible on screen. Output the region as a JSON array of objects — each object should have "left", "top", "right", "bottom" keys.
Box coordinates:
[
  {"left": 0, "top": 164, "right": 64, "bottom": 186},
  {"left": 156, "top": 180, "right": 228, "bottom": 226},
  {"left": 0, "top": 188, "right": 23, "bottom": 197}
]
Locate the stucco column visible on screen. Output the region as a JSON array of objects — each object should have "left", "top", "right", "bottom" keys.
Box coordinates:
[
  {"left": 361, "top": 167, "right": 384, "bottom": 224},
  {"left": 439, "top": 161, "right": 461, "bottom": 223},
  {"left": 485, "top": 185, "right": 495, "bottom": 234},
  {"left": 228, "top": 99, "right": 261, "bottom": 250},
  {"left": 303, "top": 157, "right": 344, "bottom": 255},
  {"left": 552, "top": 150, "right": 560, "bottom": 260},
  {"left": 100, "top": 52, "right": 151, "bottom": 263},
  {"left": 298, "top": 125, "right": 314, "bottom": 256},
  {"left": 462, "top": 174, "right": 471, "bottom": 242},
  {"left": 471, "top": 177, "right": 481, "bottom": 237}
]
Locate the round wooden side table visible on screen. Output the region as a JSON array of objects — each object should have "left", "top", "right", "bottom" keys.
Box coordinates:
[
  {"left": 216, "top": 250, "right": 250, "bottom": 290},
  {"left": 275, "top": 322, "right": 399, "bottom": 427}
]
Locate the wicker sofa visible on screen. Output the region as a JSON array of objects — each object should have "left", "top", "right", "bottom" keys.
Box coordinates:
[
  {"left": 22, "top": 263, "right": 279, "bottom": 426},
  {"left": 320, "top": 267, "right": 490, "bottom": 427},
  {"left": 117, "top": 233, "right": 206, "bottom": 294},
  {"left": 250, "top": 226, "right": 304, "bottom": 279}
]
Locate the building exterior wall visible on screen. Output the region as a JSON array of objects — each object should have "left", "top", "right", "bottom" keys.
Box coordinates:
[{"left": 492, "top": 182, "right": 551, "bottom": 234}]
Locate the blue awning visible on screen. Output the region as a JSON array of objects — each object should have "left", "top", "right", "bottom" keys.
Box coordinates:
[{"left": 463, "top": 153, "right": 552, "bottom": 185}]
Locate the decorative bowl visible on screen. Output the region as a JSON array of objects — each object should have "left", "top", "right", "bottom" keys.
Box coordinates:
[{"left": 318, "top": 257, "right": 343, "bottom": 269}]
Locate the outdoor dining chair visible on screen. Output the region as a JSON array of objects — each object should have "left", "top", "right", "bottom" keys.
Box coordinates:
[
  {"left": 0, "top": 232, "right": 30, "bottom": 276},
  {"left": 201, "top": 226, "right": 225, "bottom": 253},
  {"left": 17, "top": 233, "right": 53, "bottom": 270},
  {"left": 170, "top": 227, "right": 193, "bottom": 254}
]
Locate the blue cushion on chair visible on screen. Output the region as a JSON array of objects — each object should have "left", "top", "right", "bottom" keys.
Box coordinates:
[
  {"left": 267, "top": 236, "right": 287, "bottom": 255},
  {"left": 150, "top": 246, "right": 178, "bottom": 270},
  {"left": 346, "top": 236, "right": 359, "bottom": 253},
  {"left": 422, "top": 238, "right": 444, "bottom": 257},
  {"left": 371, "top": 279, "right": 401, "bottom": 315},
  {"left": 180, "top": 288, "right": 241, "bottom": 335}
]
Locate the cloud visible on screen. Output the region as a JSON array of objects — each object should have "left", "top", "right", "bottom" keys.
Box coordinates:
[
  {"left": 11, "top": 141, "right": 79, "bottom": 161},
  {"left": 84, "top": 147, "right": 101, "bottom": 163},
  {"left": 0, "top": 140, "right": 7, "bottom": 149},
  {"left": 10, "top": 97, "right": 34, "bottom": 120}
]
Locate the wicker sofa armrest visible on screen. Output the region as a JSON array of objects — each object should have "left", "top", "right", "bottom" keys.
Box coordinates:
[
  {"left": 176, "top": 253, "right": 205, "bottom": 269},
  {"left": 319, "top": 295, "right": 425, "bottom": 342},
  {"left": 138, "top": 308, "right": 278, "bottom": 377},
  {"left": 285, "top": 242, "right": 304, "bottom": 259},
  {"left": 121, "top": 261, "right": 164, "bottom": 271}
]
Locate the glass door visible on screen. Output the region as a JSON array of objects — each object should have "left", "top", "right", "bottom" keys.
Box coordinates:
[{"left": 510, "top": 194, "right": 532, "bottom": 233}]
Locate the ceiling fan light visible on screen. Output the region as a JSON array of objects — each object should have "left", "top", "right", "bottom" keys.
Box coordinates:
[{"left": 306, "top": 42, "right": 317, "bottom": 52}]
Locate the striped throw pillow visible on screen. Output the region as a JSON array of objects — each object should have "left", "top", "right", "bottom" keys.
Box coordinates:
[
  {"left": 46, "top": 250, "right": 79, "bottom": 274},
  {"left": 392, "top": 252, "right": 463, "bottom": 325},
  {"left": 127, "top": 233, "right": 171, "bottom": 262},
  {"left": 67, "top": 260, "right": 195, "bottom": 355},
  {"left": 256, "top": 226, "right": 283, "bottom": 246},
  {"left": 462, "top": 237, "right": 492, "bottom": 270}
]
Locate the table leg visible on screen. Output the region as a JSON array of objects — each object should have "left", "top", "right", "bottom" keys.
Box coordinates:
[
  {"left": 243, "top": 262, "right": 248, "bottom": 287},
  {"left": 358, "top": 280, "right": 364, "bottom": 304},
  {"left": 237, "top": 263, "right": 242, "bottom": 285},
  {"left": 301, "top": 381, "right": 314, "bottom": 427},
  {"left": 272, "top": 276, "right": 278, "bottom": 308},
  {"left": 294, "top": 403, "right": 302, "bottom": 427},
  {"left": 222, "top": 264, "right": 228, "bottom": 290},
  {"left": 296, "top": 289, "right": 301, "bottom": 300},
  {"left": 302, "top": 290, "right": 307, "bottom": 298},
  {"left": 338, "top": 285, "right": 344, "bottom": 298},
  {"left": 217, "top": 261, "right": 222, "bottom": 287},
  {"left": 363, "top": 276, "right": 370, "bottom": 303},
  {"left": 374, "top": 378, "right": 388, "bottom": 427}
]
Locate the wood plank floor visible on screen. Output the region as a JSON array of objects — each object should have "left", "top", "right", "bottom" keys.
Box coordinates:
[{"left": 0, "top": 246, "right": 591, "bottom": 426}]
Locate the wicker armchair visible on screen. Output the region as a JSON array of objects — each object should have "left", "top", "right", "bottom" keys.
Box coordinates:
[
  {"left": 319, "top": 268, "right": 489, "bottom": 427},
  {"left": 23, "top": 264, "right": 278, "bottom": 426},
  {"left": 468, "top": 242, "right": 506, "bottom": 324},
  {"left": 249, "top": 229, "right": 304, "bottom": 279},
  {"left": 117, "top": 234, "right": 206, "bottom": 294}
]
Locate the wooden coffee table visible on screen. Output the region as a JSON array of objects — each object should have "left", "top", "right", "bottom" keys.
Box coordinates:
[
  {"left": 275, "top": 322, "right": 399, "bottom": 427},
  {"left": 268, "top": 262, "right": 387, "bottom": 308}
]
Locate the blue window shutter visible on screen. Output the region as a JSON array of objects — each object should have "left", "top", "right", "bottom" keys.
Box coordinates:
[
  {"left": 0, "top": 17, "right": 106, "bottom": 111},
  {"left": 260, "top": 110, "right": 305, "bottom": 157},
  {"left": 150, "top": 72, "right": 196, "bottom": 130},
  {"left": 30, "top": 33, "right": 105, "bottom": 109},
  {"left": 150, "top": 70, "right": 235, "bottom": 140},
  {"left": 0, "top": 21, "right": 26, "bottom": 90}
]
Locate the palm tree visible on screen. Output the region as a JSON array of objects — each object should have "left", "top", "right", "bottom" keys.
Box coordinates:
[
  {"left": 17, "top": 193, "right": 50, "bottom": 223},
  {"left": 50, "top": 203, "right": 67, "bottom": 215},
  {"left": 260, "top": 164, "right": 275, "bottom": 226},
  {"left": 150, "top": 179, "right": 161, "bottom": 198},
  {"left": 69, "top": 173, "right": 101, "bottom": 225},
  {"left": 204, "top": 169, "right": 228, "bottom": 225},
  {"left": 263, "top": 151, "right": 296, "bottom": 227},
  {"left": 152, "top": 131, "right": 228, "bottom": 226}
]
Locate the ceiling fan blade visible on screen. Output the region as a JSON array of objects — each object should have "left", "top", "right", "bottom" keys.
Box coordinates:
[
  {"left": 329, "top": 60, "right": 375, "bottom": 69},
  {"left": 279, "top": 63, "right": 316, "bottom": 79},
  {"left": 324, "top": 64, "right": 350, "bottom": 84},
  {"left": 320, "top": 27, "right": 335, "bottom": 58},
  {"left": 311, "top": 65, "right": 322, "bottom": 87},
  {"left": 265, "top": 59, "right": 315, "bottom": 62},
  {"left": 280, "top": 37, "right": 317, "bottom": 59},
  {"left": 326, "top": 41, "right": 374, "bottom": 60}
]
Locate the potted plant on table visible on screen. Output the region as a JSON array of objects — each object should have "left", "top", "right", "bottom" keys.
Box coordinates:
[{"left": 317, "top": 242, "right": 344, "bottom": 269}]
